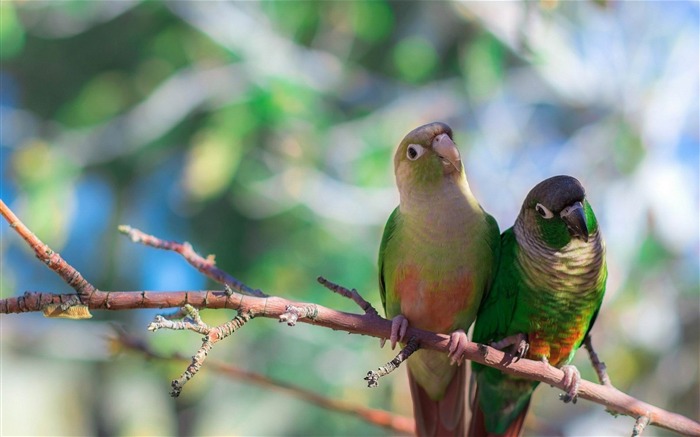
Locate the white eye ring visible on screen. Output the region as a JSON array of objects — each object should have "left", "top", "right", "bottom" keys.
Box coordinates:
[
  {"left": 535, "top": 203, "right": 554, "bottom": 219},
  {"left": 406, "top": 144, "right": 425, "bottom": 161}
]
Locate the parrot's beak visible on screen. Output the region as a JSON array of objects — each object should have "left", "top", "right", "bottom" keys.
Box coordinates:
[
  {"left": 432, "top": 133, "right": 462, "bottom": 174},
  {"left": 560, "top": 201, "right": 589, "bottom": 242}
]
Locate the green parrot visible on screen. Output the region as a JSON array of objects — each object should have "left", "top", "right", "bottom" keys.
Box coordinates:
[
  {"left": 378, "top": 122, "right": 500, "bottom": 436},
  {"left": 469, "top": 175, "right": 607, "bottom": 437}
]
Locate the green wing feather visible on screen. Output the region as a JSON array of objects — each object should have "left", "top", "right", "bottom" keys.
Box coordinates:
[
  {"left": 377, "top": 207, "right": 400, "bottom": 313},
  {"left": 481, "top": 211, "right": 502, "bottom": 295},
  {"left": 472, "top": 227, "right": 519, "bottom": 346}
]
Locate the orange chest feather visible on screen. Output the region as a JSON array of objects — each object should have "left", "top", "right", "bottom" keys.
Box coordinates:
[
  {"left": 526, "top": 315, "right": 587, "bottom": 366},
  {"left": 393, "top": 265, "right": 478, "bottom": 334}
]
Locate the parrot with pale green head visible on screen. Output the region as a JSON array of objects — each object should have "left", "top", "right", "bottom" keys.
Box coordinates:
[
  {"left": 378, "top": 122, "right": 500, "bottom": 436},
  {"left": 469, "top": 175, "right": 607, "bottom": 437}
]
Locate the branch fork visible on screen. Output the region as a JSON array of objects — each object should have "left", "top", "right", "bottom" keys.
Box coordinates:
[{"left": 146, "top": 303, "right": 255, "bottom": 397}]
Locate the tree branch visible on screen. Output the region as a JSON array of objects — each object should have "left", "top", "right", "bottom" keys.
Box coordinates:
[
  {"left": 1, "top": 201, "right": 698, "bottom": 436},
  {"left": 112, "top": 330, "right": 414, "bottom": 435},
  {"left": 118, "top": 225, "right": 266, "bottom": 298},
  {"left": 0, "top": 199, "right": 97, "bottom": 302}
]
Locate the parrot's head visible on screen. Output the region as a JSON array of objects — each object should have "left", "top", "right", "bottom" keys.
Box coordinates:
[
  {"left": 520, "top": 175, "right": 598, "bottom": 249},
  {"left": 394, "top": 122, "right": 464, "bottom": 193}
]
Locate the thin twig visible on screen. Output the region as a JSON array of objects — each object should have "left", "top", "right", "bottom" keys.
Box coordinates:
[
  {"left": 317, "top": 276, "right": 379, "bottom": 316},
  {"left": 0, "top": 199, "right": 97, "bottom": 302},
  {"left": 365, "top": 338, "right": 420, "bottom": 388},
  {"left": 584, "top": 335, "right": 612, "bottom": 386},
  {"left": 633, "top": 414, "right": 651, "bottom": 437},
  {"left": 118, "top": 225, "right": 266, "bottom": 298}
]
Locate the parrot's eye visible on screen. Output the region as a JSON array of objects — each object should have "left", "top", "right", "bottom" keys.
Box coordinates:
[
  {"left": 406, "top": 144, "right": 425, "bottom": 161},
  {"left": 535, "top": 203, "right": 554, "bottom": 219}
]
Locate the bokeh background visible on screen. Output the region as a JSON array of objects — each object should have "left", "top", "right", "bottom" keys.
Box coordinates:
[{"left": 1, "top": 1, "right": 698, "bottom": 436}]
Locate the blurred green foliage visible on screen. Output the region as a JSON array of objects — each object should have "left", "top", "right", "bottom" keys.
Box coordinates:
[{"left": 1, "top": 1, "right": 698, "bottom": 436}]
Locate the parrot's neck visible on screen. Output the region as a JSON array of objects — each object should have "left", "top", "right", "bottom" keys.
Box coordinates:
[
  {"left": 514, "top": 219, "right": 606, "bottom": 294},
  {"left": 398, "top": 177, "right": 483, "bottom": 243}
]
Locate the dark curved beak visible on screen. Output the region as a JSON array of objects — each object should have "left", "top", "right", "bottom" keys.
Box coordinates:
[
  {"left": 560, "top": 201, "right": 589, "bottom": 242},
  {"left": 432, "top": 133, "right": 462, "bottom": 173}
]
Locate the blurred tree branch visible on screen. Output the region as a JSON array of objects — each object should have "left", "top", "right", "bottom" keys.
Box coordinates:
[
  {"left": 112, "top": 330, "right": 415, "bottom": 435},
  {"left": 1, "top": 200, "right": 699, "bottom": 437}
]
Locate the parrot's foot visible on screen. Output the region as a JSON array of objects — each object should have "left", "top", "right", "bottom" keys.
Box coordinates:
[
  {"left": 380, "top": 315, "right": 410, "bottom": 350},
  {"left": 448, "top": 329, "right": 469, "bottom": 366},
  {"left": 491, "top": 333, "right": 529, "bottom": 362},
  {"left": 559, "top": 365, "right": 581, "bottom": 404}
]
